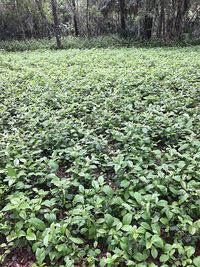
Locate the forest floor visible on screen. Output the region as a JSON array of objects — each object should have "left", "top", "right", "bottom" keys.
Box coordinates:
[{"left": 0, "top": 46, "right": 200, "bottom": 267}]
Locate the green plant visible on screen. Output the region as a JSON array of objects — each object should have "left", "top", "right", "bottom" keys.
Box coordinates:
[{"left": 0, "top": 45, "right": 200, "bottom": 266}]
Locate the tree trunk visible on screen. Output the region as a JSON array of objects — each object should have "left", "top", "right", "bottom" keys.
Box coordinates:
[
  {"left": 143, "top": 16, "right": 153, "bottom": 39},
  {"left": 140, "top": 0, "right": 154, "bottom": 39},
  {"left": 119, "top": 0, "right": 127, "bottom": 37},
  {"left": 157, "top": 0, "right": 165, "bottom": 38},
  {"left": 166, "top": 0, "right": 191, "bottom": 39},
  {"left": 35, "top": 0, "right": 51, "bottom": 38},
  {"left": 86, "top": 0, "right": 90, "bottom": 37},
  {"left": 165, "top": 0, "right": 173, "bottom": 38},
  {"left": 15, "top": 0, "right": 25, "bottom": 39},
  {"left": 72, "top": 0, "right": 79, "bottom": 36},
  {"left": 174, "top": 0, "right": 191, "bottom": 38},
  {"left": 50, "top": 0, "right": 62, "bottom": 49}
]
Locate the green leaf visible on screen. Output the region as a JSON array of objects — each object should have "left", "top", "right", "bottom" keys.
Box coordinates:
[
  {"left": 44, "top": 213, "right": 56, "bottom": 223},
  {"left": 105, "top": 214, "right": 114, "bottom": 226},
  {"left": 122, "top": 213, "right": 132, "bottom": 225},
  {"left": 14, "top": 159, "right": 20, "bottom": 167},
  {"left": 149, "top": 264, "right": 158, "bottom": 267},
  {"left": 92, "top": 180, "right": 99, "bottom": 190},
  {"left": 194, "top": 256, "right": 200, "bottom": 267},
  {"left": 146, "top": 241, "right": 152, "bottom": 249},
  {"left": 151, "top": 246, "right": 158, "bottom": 259},
  {"left": 7, "top": 166, "right": 17, "bottom": 177},
  {"left": 134, "top": 192, "right": 142, "bottom": 204},
  {"left": 179, "top": 144, "right": 189, "bottom": 151},
  {"left": 160, "top": 254, "right": 169, "bottom": 263},
  {"left": 28, "top": 218, "right": 46, "bottom": 231},
  {"left": 10, "top": 197, "right": 21, "bottom": 205},
  {"left": 127, "top": 260, "right": 135, "bottom": 266},
  {"left": 121, "top": 225, "right": 133, "bottom": 232},
  {"left": 114, "top": 164, "right": 121, "bottom": 173},
  {"left": 2, "top": 204, "right": 15, "bottom": 212},
  {"left": 69, "top": 237, "right": 84, "bottom": 244},
  {"left": 79, "top": 185, "right": 84, "bottom": 193},
  {"left": 43, "top": 233, "right": 49, "bottom": 247},
  {"left": 186, "top": 246, "right": 195, "bottom": 258},
  {"left": 188, "top": 225, "right": 196, "bottom": 235},
  {"left": 179, "top": 193, "right": 189, "bottom": 204},
  {"left": 98, "top": 176, "right": 104, "bottom": 185},
  {"left": 98, "top": 228, "right": 107, "bottom": 234},
  {"left": 133, "top": 252, "right": 145, "bottom": 262},
  {"left": 100, "top": 258, "right": 106, "bottom": 267},
  {"left": 7, "top": 231, "right": 18, "bottom": 242},
  {"left": 103, "top": 185, "right": 114, "bottom": 197},
  {"left": 73, "top": 194, "right": 84, "bottom": 205},
  {"left": 26, "top": 228, "right": 36, "bottom": 241},
  {"left": 151, "top": 235, "right": 164, "bottom": 249},
  {"left": 120, "top": 180, "right": 130, "bottom": 188},
  {"left": 49, "top": 160, "right": 59, "bottom": 172},
  {"left": 141, "top": 222, "right": 151, "bottom": 230},
  {"left": 36, "top": 248, "right": 46, "bottom": 265}
]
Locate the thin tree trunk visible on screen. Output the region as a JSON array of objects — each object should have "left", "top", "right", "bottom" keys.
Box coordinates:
[
  {"left": 174, "top": 0, "right": 191, "bottom": 38},
  {"left": 50, "top": 0, "right": 62, "bottom": 48},
  {"left": 72, "top": 0, "right": 79, "bottom": 36},
  {"left": 140, "top": 0, "right": 153, "bottom": 39},
  {"left": 15, "top": 0, "right": 25, "bottom": 39},
  {"left": 86, "top": 0, "right": 90, "bottom": 37},
  {"left": 172, "top": 0, "right": 182, "bottom": 37},
  {"left": 35, "top": 0, "right": 51, "bottom": 38},
  {"left": 165, "top": 0, "right": 172, "bottom": 38},
  {"left": 119, "top": 0, "right": 127, "bottom": 37},
  {"left": 162, "top": 1, "right": 166, "bottom": 37},
  {"left": 143, "top": 16, "right": 153, "bottom": 39},
  {"left": 157, "top": 0, "right": 165, "bottom": 38},
  {"left": 188, "top": 5, "right": 200, "bottom": 24}
]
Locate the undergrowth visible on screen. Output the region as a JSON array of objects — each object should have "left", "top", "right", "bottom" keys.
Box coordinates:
[
  {"left": 0, "top": 35, "right": 200, "bottom": 52},
  {"left": 0, "top": 46, "right": 200, "bottom": 266}
]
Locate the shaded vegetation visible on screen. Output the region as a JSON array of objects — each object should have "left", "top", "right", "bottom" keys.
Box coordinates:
[
  {"left": 0, "top": 0, "right": 199, "bottom": 42},
  {"left": 0, "top": 35, "right": 200, "bottom": 52}
]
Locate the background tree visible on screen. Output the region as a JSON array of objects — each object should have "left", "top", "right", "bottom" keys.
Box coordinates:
[
  {"left": 35, "top": 0, "right": 51, "bottom": 38},
  {"left": 50, "top": 0, "right": 62, "bottom": 48},
  {"left": 0, "top": 0, "right": 199, "bottom": 40},
  {"left": 119, "top": 0, "right": 127, "bottom": 36},
  {"left": 71, "top": 0, "right": 79, "bottom": 36}
]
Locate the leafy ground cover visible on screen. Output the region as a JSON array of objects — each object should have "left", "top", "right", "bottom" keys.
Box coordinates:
[
  {"left": 0, "top": 35, "right": 200, "bottom": 52},
  {"left": 0, "top": 46, "right": 200, "bottom": 267}
]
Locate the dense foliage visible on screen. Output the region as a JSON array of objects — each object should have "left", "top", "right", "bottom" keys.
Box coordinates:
[
  {"left": 0, "top": 46, "right": 200, "bottom": 266},
  {"left": 0, "top": 0, "right": 200, "bottom": 41}
]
